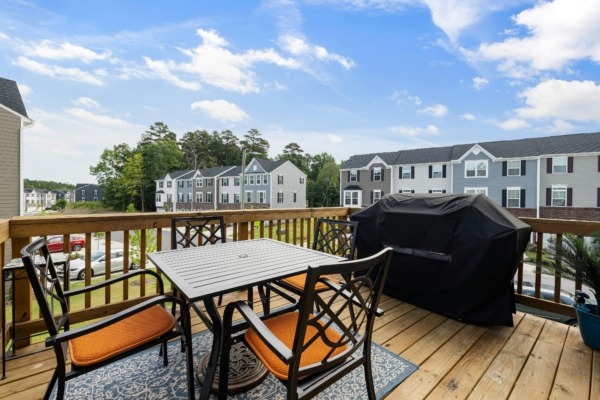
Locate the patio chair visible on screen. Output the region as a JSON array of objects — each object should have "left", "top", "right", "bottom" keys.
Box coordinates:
[
  {"left": 259, "top": 218, "right": 358, "bottom": 314},
  {"left": 21, "top": 237, "right": 195, "bottom": 400},
  {"left": 218, "top": 247, "right": 393, "bottom": 399}
]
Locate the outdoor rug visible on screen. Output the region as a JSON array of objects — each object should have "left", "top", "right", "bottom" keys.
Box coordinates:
[{"left": 53, "top": 330, "right": 417, "bottom": 399}]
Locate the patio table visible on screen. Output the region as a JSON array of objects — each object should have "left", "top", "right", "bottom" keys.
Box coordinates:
[{"left": 147, "top": 238, "right": 343, "bottom": 400}]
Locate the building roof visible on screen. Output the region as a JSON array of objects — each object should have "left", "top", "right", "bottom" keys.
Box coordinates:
[
  {"left": 251, "top": 158, "right": 287, "bottom": 172},
  {"left": 0, "top": 77, "right": 29, "bottom": 119},
  {"left": 341, "top": 131, "right": 600, "bottom": 169},
  {"left": 199, "top": 165, "right": 236, "bottom": 177}
]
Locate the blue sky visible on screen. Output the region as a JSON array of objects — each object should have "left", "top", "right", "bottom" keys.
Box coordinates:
[{"left": 2, "top": 0, "right": 600, "bottom": 184}]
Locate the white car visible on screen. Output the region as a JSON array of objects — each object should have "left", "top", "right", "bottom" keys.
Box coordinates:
[{"left": 68, "top": 250, "right": 133, "bottom": 280}]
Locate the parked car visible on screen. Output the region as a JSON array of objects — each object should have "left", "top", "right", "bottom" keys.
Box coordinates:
[
  {"left": 515, "top": 285, "right": 577, "bottom": 325},
  {"left": 66, "top": 250, "right": 137, "bottom": 280},
  {"left": 46, "top": 235, "right": 86, "bottom": 253}
]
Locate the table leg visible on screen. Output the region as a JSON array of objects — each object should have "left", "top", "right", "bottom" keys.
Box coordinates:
[{"left": 198, "top": 298, "right": 222, "bottom": 400}]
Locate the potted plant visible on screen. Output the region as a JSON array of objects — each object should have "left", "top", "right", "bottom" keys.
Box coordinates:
[{"left": 547, "top": 231, "right": 600, "bottom": 350}]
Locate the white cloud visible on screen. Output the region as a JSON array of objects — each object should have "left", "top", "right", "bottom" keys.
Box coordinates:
[
  {"left": 66, "top": 108, "right": 135, "bottom": 127},
  {"left": 423, "top": 0, "right": 494, "bottom": 42},
  {"left": 461, "top": 0, "right": 600, "bottom": 78},
  {"left": 72, "top": 97, "right": 99, "bottom": 108},
  {"left": 459, "top": 113, "right": 476, "bottom": 120},
  {"left": 473, "top": 76, "right": 489, "bottom": 90},
  {"left": 190, "top": 99, "right": 249, "bottom": 122},
  {"left": 17, "top": 83, "right": 31, "bottom": 97},
  {"left": 144, "top": 57, "right": 201, "bottom": 90},
  {"left": 389, "top": 90, "right": 422, "bottom": 106},
  {"left": 24, "top": 40, "right": 111, "bottom": 63},
  {"left": 497, "top": 118, "right": 530, "bottom": 130},
  {"left": 515, "top": 79, "right": 600, "bottom": 123},
  {"left": 547, "top": 119, "right": 575, "bottom": 133},
  {"left": 278, "top": 35, "right": 355, "bottom": 69},
  {"left": 14, "top": 56, "right": 105, "bottom": 85},
  {"left": 418, "top": 104, "right": 448, "bottom": 117},
  {"left": 389, "top": 124, "right": 440, "bottom": 137}
]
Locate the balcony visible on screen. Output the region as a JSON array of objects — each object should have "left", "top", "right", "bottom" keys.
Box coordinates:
[{"left": 1, "top": 208, "right": 599, "bottom": 399}]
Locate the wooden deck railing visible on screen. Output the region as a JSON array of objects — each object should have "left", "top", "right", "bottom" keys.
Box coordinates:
[{"left": 2, "top": 209, "right": 598, "bottom": 350}]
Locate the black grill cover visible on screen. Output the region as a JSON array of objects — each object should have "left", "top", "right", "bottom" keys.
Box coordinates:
[{"left": 350, "top": 193, "right": 531, "bottom": 326}]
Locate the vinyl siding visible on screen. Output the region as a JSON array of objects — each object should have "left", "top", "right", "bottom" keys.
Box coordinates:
[
  {"left": 0, "top": 107, "right": 21, "bottom": 219},
  {"left": 270, "top": 162, "right": 306, "bottom": 209},
  {"left": 540, "top": 155, "right": 600, "bottom": 207},
  {"left": 395, "top": 163, "right": 450, "bottom": 194}
]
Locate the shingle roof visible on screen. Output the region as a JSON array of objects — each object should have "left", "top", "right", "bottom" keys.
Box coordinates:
[
  {"left": 200, "top": 165, "right": 236, "bottom": 177},
  {"left": 253, "top": 158, "right": 287, "bottom": 172},
  {"left": 0, "top": 77, "right": 28, "bottom": 118},
  {"left": 342, "top": 132, "right": 600, "bottom": 168}
]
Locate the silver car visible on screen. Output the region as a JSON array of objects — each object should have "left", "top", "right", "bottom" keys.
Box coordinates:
[{"left": 68, "top": 251, "right": 126, "bottom": 280}]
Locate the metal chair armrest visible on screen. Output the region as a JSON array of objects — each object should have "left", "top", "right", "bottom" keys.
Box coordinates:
[{"left": 64, "top": 269, "right": 165, "bottom": 298}]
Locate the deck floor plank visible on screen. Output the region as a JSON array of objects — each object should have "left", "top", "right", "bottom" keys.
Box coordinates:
[{"left": 549, "top": 327, "right": 593, "bottom": 399}]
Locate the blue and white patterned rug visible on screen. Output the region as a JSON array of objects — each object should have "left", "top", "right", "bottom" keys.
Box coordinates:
[{"left": 56, "top": 330, "right": 417, "bottom": 399}]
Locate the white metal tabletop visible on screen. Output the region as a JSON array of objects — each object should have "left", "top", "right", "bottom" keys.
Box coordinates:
[{"left": 147, "top": 238, "right": 343, "bottom": 301}]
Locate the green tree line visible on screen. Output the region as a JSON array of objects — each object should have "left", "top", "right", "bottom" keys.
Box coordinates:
[{"left": 89, "top": 122, "right": 341, "bottom": 211}]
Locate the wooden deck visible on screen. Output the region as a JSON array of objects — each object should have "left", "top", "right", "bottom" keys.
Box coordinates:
[{"left": 1, "top": 292, "right": 599, "bottom": 400}]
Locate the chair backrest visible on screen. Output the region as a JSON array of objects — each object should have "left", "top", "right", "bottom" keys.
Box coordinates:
[
  {"left": 21, "top": 238, "right": 70, "bottom": 337},
  {"left": 171, "top": 216, "right": 226, "bottom": 249},
  {"left": 312, "top": 218, "right": 358, "bottom": 260},
  {"left": 291, "top": 247, "right": 392, "bottom": 379}
]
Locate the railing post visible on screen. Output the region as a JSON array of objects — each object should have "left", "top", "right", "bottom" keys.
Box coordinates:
[{"left": 11, "top": 237, "right": 31, "bottom": 349}]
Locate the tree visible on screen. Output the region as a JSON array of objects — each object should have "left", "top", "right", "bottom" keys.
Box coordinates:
[
  {"left": 309, "top": 162, "right": 340, "bottom": 207},
  {"left": 122, "top": 153, "right": 145, "bottom": 210},
  {"left": 139, "top": 122, "right": 177, "bottom": 147},
  {"left": 89, "top": 144, "right": 134, "bottom": 210},
  {"left": 240, "top": 129, "right": 269, "bottom": 160},
  {"left": 308, "top": 153, "right": 336, "bottom": 181},
  {"left": 179, "top": 129, "right": 217, "bottom": 169},
  {"left": 278, "top": 142, "right": 310, "bottom": 175}
]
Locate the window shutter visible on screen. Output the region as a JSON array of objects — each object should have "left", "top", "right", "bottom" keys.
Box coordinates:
[
  {"left": 442, "top": 165, "right": 447, "bottom": 178},
  {"left": 370, "top": 191, "right": 373, "bottom": 203},
  {"left": 399, "top": 167, "right": 402, "bottom": 179},
  {"left": 501, "top": 189, "right": 507, "bottom": 207},
  {"left": 371, "top": 169, "right": 374, "bottom": 181},
  {"left": 568, "top": 157, "right": 574, "bottom": 173},
  {"left": 502, "top": 161, "right": 507, "bottom": 176},
  {"left": 520, "top": 189, "right": 526, "bottom": 208},
  {"left": 428, "top": 190, "right": 432, "bottom": 193},
  {"left": 598, "top": 155, "right": 600, "bottom": 172},
  {"left": 381, "top": 169, "right": 385, "bottom": 180},
  {"left": 567, "top": 188, "right": 573, "bottom": 206},
  {"left": 547, "top": 158, "right": 552, "bottom": 174},
  {"left": 442, "top": 190, "right": 446, "bottom": 193},
  {"left": 347, "top": 171, "right": 350, "bottom": 181},
  {"left": 597, "top": 188, "right": 600, "bottom": 207},
  {"left": 429, "top": 165, "right": 432, "bottom": 178},
  {"left": 546, "top": 188, "right": 551, "bottom": 206},
  {"left": 521, "top": 160, "right": 526, "bottom": 175},
  {"left": 411, "top": 166, "right": 415, "bottom": 179},
  {"left": 411, "top": 190, "right": 415, "bottom": 193},
  {"left": 357, "top": 171, "right": 360, "bottom": 181}
]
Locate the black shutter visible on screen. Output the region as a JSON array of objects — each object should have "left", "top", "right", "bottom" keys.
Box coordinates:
[
  {"left": 568, "top": 157, "right": 574, "bottom": 173},
  {"left": 598, "top": 155, "right": 600, "bottom": 172},
  {"left": 429, "top": 165, "right": 432, "bottom": 178},
  {"left": 501, "top": 189, "right": 507, "bottom": 207},
  {"left": 597, "top": 188, "right": 600, "bottom": 207},
  {"left": 442, "top": 165, "right": 447, "bottom": 178},
  {"left": 546, "top": 188, "right": 551, "bottom": 206},
  {"left": 521, "top": 160, "right": 526, "bottom": 176},
  {"left": 502, "top": 161, "right": 507, "bottom": 176},
  {"left": 521, "top": 189, "right": 526, "bottom": 208},
  {"left": 347, "top": 171, "right": 350, "bottom": 181},
  {"left": 411, "top": 166, "right": 415, "bottom": 179},
  {"left": 399, "top": 167, "right": 402, "bottom": 179},
  {"left": 567, "top": 188, "right": 573, "bottom": 206},
  {"left": 428, "top": 190, "right": 432, "bottom": 193},
  {"left": 357, "top": 171, "right": 360, "bottom": 181},
  {"left": 442, "top": 190, "right": 446, "bottom": 193},
  {"left": 547, "top": 158, "right": 552, "bottom": 173},
  {"left": 411, "top": 190, "right": 415, "bottom": 193},
  {"left": 370, "top": 191, "right": 373, "bottom": 203},
  {"left": 371, "top": 169, "right": 374, "bottom": 181},
  {"left": 381, "top": 169, "right": 385, "bottom": 180}
]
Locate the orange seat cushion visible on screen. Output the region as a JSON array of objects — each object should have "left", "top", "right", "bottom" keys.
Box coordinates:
[
  {"left": 282, "top": 273, "right": 336, "bottom": 292},
  {"left": 245, "top": 311, "right": 348, "bottom": 380},
  {"left": 69, "top": 305, "right": 175, "bottom": 367}
]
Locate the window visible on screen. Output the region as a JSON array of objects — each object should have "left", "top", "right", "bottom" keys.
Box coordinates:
[
  {"left": 196, "top": 178, "right": 203, "bottom": 187},
  {"left": 373, "top": 190, "right": 382, "bottom": 203},
  {"left": 156, "top": 194, "right": 162, "bottom": 202},
  {"left": 244, "top": 176, "right": 248, "bottom": 185},
  {"left": 553, "top": 156, "right": 568, "bottom": 174},
  {"left": 506, "top": 188, "right": 521, "bottom": 208},
  {"left": 159, "top": 181, "right": 164, "bottom": 188},
  {"left": 178, "top": 193, "right": 184, "bottom": 202},
  {"left": 552, "top": 186, "right": 567, "bottom": 206},
  {"left": 187, "top": 193, "right": 192, "bottom": 203},
  {"left": 81, "top": 190, "right": 86, "bottom": 196},
  {"left": 465, "top": 160, "right": 488, "bottom": 178},
  {"left": 373, "top": 167, "right": 382, "bottom": 181},
  {"left": 196, "top": 192, "right": 203, "bottom": 203},
  {"left": 349, "top": 170, "right": 358, "bottom": 182},
  {"left": 431, "top": 165, "right": 444, "bottom": 178},
  {"left": 507, "top": 160, "right": 521, "bottom": 176},
  {"left": 400, "top": 166, "right": 413, "bottom": 179},
  {"left": 206, "top": 192, "right": 213, "bottom": 202},
  {"left": 263, "top": 175, "right": 269, "bottom": 185},
  {"left": 277, "top": 192, "right": 284, "bottom": 203},
  {"left": 258, "top": 191, "right": 266, "bottom": 203},
  {"left": 167, "top": 181, "right": 172, "bottom": 188},
  {"left": 293, "top": 192, "right": 297, "bottom": 202},
  {"left": 399, "top": 189, "right": 413, "bottom": 193},
  {"left": 430, "top": 188, "right": 444, "bottom": 193},
  {"left": 221, "top": 178, "right": 229, "bottom": 186},
  {"left": 465, "top": 187, "right": 488, "bottom": 195},
  {"left": 178, "top": 181, "right": 184, "bottom": 188},
  {"left": 234, "top": 177, "right": 240, "bottom": 186},
  {"left": 249, "top": 175, "right": 255, "bottom": 185},
  {"left": 299, "top": 177, "right": 305, "bottom": 184},
  {"left": 278, "top": 175, "right": 284, "bottom": 184},
  {"left": 344, "top": 191, "right": 360, "bottom": 205},
  {"left": 245, "top": 191, "right": 252, "bottom": 203},
  {"left": 187, "top": 180, "right": 192, "bottom": 188},
  {"left": 206, "top": 179, "right": 213, "bottom": 187},
  {"left": 167, "top": 194, "right": 172, "bottom": 202},
  {"left": 234, "top": 193, "right": 240, "bottom": 203},
  {"left": 221, "top": 193, "right": 229, "bottom": 203}
]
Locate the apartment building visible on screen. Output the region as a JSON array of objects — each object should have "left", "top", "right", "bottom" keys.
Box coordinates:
[{"left": 340, "top": 132, "right": 600, "bottom": 220}]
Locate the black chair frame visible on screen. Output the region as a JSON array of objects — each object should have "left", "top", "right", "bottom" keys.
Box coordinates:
[
  {"left": 21, "top": 238, "right": 195, "bottom": 400},
  {"left": 219, "top": 247, "right": 393, "bottom": 400}
]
